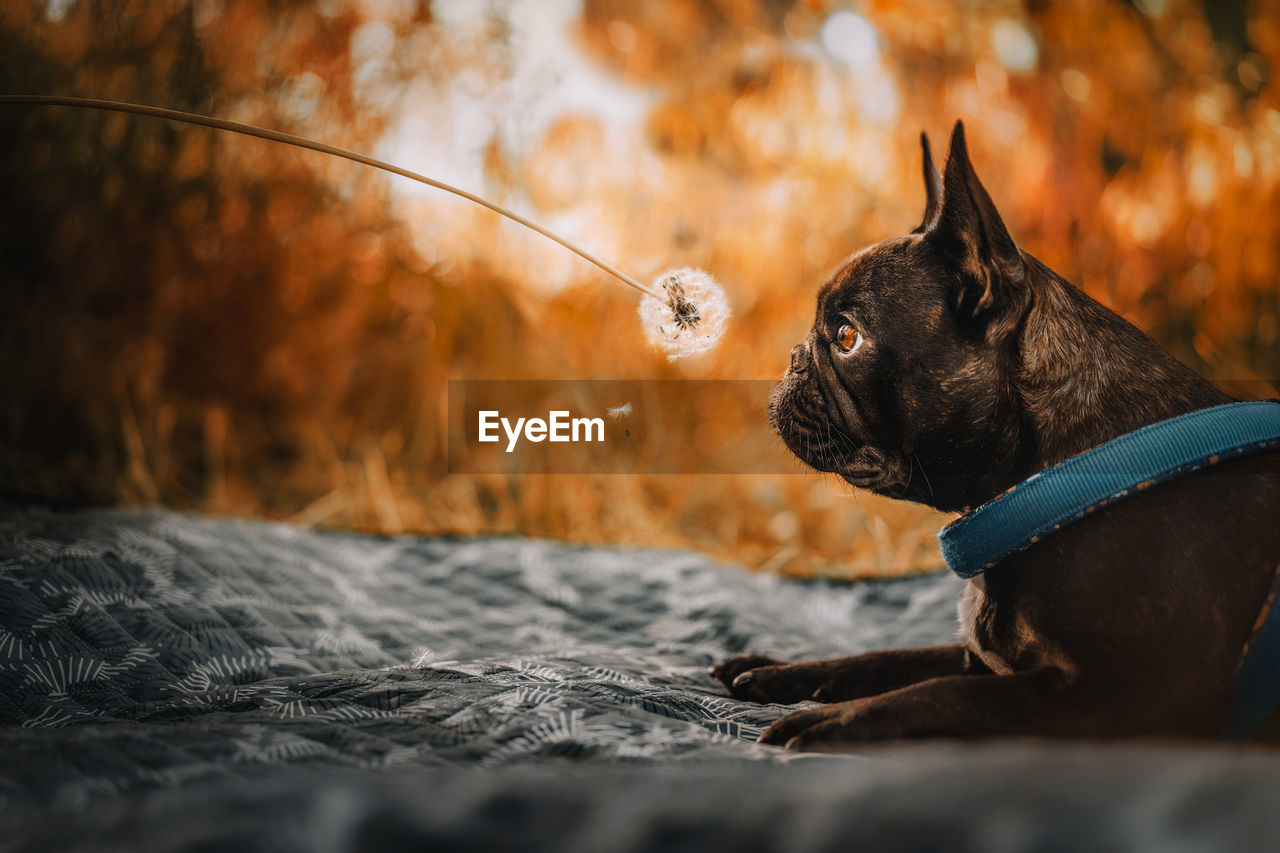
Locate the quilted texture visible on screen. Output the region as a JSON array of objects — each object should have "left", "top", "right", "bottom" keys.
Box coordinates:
[
  {"left": 10, "top": 503, "right": 1280, "bottom": 853},
  {"left": 0, "top": 502, "right": 959, "bottom": 822}
]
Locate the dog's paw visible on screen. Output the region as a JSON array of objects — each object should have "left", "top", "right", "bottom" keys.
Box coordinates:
[
  {"left": 757, "top": 702, "right": 866, "bottom": 751},
  {"left": 712, "top": 657, "right": 835, "bottom": 705},
  {"left": 710, "top": 655, "right": 779, "bottom": 695}
]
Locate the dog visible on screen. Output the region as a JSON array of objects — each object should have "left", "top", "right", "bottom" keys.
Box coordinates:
[{"left": 712, "top": 122, "right": 1280, "bottom": 750}]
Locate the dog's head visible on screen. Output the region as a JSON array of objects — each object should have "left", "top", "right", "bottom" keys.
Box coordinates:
[{"left": 770, "top": 122, "right": 1037, "bottom": 512}]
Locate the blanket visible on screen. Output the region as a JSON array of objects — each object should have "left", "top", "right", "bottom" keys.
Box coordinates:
[{"left": 3, "top": 503, "right": 1279, "bottom": 851}]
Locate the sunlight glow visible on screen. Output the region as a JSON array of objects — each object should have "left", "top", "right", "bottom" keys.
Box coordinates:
[
  {"left": 819, "top": 11, "right": 880, "bottom": 75},
  {"left": 376, "top": 0, "right": 652, "bottom": 294},
  {"left": 990, "top": 19, "right": 1038, "bottom": 73}
]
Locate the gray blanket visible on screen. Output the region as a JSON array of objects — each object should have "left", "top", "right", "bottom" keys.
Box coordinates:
[{"left": 3, "top": 503, "right": 1280, "bottom": 851}]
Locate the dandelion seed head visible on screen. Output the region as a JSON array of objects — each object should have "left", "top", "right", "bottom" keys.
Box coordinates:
[
  {"left": 607, "top": 402, "right": 632, "bottom": 419},
  {"left": 638, "top": 267, "right": 730, "bottom": 361}
]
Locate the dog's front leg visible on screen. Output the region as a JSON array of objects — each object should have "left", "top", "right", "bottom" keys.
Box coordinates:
[
  {"left": 759, "top": 668, "right": 1078, "bottom": 749},
  {"left": 713, "top": 644, "right": 978, "bottom": 705}
]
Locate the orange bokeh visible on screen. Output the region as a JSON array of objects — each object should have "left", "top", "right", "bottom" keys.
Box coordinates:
[{"left": 1, "top": 0, "right": 1276, "bottom": 577}]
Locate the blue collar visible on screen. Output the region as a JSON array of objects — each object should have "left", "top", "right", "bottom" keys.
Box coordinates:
[{"left": 938, "top": 401, "right": 1280, "bottom": 580}]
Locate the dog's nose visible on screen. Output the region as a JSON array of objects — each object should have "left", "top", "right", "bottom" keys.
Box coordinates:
[{"left": 789, "top": 343, "right": 809, "bottom": 374}]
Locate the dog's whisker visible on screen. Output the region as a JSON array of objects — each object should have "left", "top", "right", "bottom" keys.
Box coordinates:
[{"left": 913, "top": 453, "right": 935, "bottom": 499}]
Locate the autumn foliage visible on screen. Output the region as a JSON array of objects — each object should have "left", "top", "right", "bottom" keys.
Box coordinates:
[{"left": 1, "top": 0, "right": 1276, "bottom": 577}]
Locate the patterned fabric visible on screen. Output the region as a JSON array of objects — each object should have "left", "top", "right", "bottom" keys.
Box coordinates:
[
  {"left": 0, "top": 502, "right": 961, "bottom": 826},
  {"left": 9, "top": 504, "right": 1280, "bottom": 851}
]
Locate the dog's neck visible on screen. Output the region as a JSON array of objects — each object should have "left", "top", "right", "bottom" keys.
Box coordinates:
[{"left": 1013, "top": 255, "right": 1232, "bottom": 473}]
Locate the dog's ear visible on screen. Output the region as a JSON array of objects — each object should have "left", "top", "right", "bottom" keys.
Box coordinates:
[
  {"left": 911, "top": 132, "right": 943, "bottom": 234},
  {"left": 928, "top": 121, "right": 1025, "bottom": 320}
]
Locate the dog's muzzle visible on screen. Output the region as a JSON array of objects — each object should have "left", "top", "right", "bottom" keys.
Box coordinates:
[
  {"left": 788, "top": 342, "right": 809, "bottom": 375},
  {"left": 769, "top": 341, "right": 854, "bottom": 474},
  {"left": 770, "top": 340, "right": 897, "bottom": 490}
]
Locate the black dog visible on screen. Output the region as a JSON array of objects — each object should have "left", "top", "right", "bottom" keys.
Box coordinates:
[{"left": 713, "top": 122, "right": 1280, "bottom": 749}]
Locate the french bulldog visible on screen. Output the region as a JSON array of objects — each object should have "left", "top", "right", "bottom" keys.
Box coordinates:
[{"left": 713, "top": 122, "right": 1280, "bottom": 749}]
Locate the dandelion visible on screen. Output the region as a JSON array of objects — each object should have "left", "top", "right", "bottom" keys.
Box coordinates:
[
  {"left": 0, "top": 95, "right": 731, "bottom": 361},
  {"left": 607, "top": 402, "right": 632, "bottom": 419},
  {"left": 638, "top": 268, "right": 730, "bottom": 361}
]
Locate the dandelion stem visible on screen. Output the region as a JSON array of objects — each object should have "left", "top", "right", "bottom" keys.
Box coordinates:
[{"left": 0, "top": 95, "right": 663, "bottom": 299}]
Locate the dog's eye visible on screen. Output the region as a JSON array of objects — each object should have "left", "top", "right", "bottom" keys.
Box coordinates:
[{"left": 835, "top": 324, "right": 865, "bottom": 354}]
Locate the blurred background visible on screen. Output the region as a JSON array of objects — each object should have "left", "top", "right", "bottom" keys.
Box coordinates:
[{"left": 1, "top": 0, "right": 1276, "bottom": 578}]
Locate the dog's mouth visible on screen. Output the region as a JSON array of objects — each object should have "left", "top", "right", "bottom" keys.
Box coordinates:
[
  {"left": 769, "top": 369, "right": 896, "bottom": 489},
  {"left": 838, "top": 466, "right": 886, "bottom": 487}
]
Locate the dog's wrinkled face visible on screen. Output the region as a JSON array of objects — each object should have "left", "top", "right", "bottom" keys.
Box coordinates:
[{"left": 770, "top": 123, "right": 1034, "bottom": 513}]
